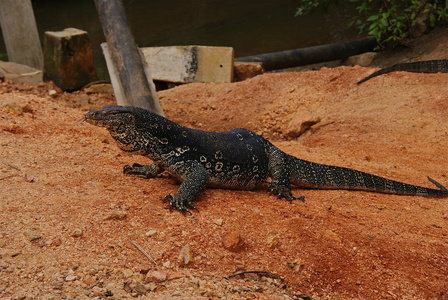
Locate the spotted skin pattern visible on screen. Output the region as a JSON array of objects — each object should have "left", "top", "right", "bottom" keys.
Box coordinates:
[{"left": 84, "top": 106, "right": 447, "bottom": 212}]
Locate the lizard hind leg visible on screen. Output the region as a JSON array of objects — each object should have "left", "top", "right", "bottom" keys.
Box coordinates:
[
  {"left": 268, "top": 147, "right": 305, "bottom": 202},
  {"left": 123, "top": 162, "right": 163, "bottom": 179}
]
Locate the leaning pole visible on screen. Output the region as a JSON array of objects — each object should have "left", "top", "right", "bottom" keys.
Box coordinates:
[{"left": 94, "top": 0, "right": 163, "bottom": 115}]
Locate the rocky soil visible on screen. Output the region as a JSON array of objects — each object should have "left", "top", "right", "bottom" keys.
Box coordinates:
[{"left": 1, "top": 28, "right": 448, "bottom": 299}]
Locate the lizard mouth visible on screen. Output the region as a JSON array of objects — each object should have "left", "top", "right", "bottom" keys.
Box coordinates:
[
  {"left": 82, "top": 108, "right": 131, "bottom": 130},
  {"left": 81, "top": 110, "right": 114, "bottom": 128}
]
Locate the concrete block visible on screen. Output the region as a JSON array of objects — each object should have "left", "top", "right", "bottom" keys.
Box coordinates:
[{"left": 140, "top": 46, "right": 234, "bottom": 83}]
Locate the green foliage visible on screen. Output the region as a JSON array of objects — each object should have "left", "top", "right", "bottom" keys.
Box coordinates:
[{"left": 295, "top": 0, "right": 448, "bottom": 48}]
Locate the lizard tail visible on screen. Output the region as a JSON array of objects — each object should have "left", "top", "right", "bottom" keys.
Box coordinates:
[
  {"left": 357, "top": 60, "right": 448, "bottom": 85},
  {"left": 357, "top": 64, "right": 401, "bottom": 85},
  {"left": 288, "top": 156, "right": 448, "bottom": 197}
]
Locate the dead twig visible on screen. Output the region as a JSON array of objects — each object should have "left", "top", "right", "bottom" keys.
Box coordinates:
[
  {"left": 226, "top": 270, "right": 285, "bottom": 283},
  {"left": 4, "top": 163, "right": 21, "bottom": 171},
  {"left": 130, "top": 240, "right": 157, "bottom": 266}
]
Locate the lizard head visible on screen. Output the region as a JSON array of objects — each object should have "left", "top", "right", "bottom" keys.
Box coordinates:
[
  {"left": 83, "top": 106, "right": 154, "bottom": 153},
  {"left": 83, "top": 106, "right": 138, "bottom": 131}
]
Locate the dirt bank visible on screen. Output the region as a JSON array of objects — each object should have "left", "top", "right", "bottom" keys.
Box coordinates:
[{"left": 1, "top": 29, "right": 447, "bottom": 299}]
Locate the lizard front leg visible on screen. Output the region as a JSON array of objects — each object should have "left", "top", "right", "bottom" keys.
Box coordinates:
[
  {"left": 123, "top": 162, "right": 163, "bottom": 178},
  {"left": 268, "top": 148, "right": 305, "bottom": 202},
  {"left": 164, "top": 160, "right": 209, "bottom": 213}
]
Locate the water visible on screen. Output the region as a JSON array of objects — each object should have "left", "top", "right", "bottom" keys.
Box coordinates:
[{"left": 0, "top": 0, "right": 361, "bottom": 79}]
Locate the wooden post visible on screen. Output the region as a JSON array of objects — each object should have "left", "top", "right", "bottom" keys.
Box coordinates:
[
  {"left": 0, "top": 0, "right": 43, "bottom": 69},
  {"left": 93, "top": 0, "right": 163, "bottom": 116}
]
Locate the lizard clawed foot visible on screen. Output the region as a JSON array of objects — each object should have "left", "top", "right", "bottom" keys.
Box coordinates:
[
  {"left": 164, "top": 194, "right": 199, "bottom": 214},
  {"left": 123, "top": 163, "right": 144, "bottom": 175},
  {"left": 123, "top": 163, "right": 158, "bottom": 179},
  {"left": 268, "top": 184, "right": 305, "bottom": 203}
]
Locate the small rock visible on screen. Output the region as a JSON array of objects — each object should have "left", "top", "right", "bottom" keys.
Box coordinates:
[
  {"left": 178, "top": 244, "right": 193, "bottom": 266},
  {"left": 213, "top": 218, "right": 224, "bottom": 226},
  {"left": 145, "top": 270, "right": 167, "bottom": 282},
  {"left": 65, "top": 274, "right": 77, "bottom": 281},
  {"left": 162, "top": 261, "right": 171, "bottom": 268},
  {"left": 125, "top": 281, "right": 147, "bottom": 296},
  {"left": 266, "top": 234, "right": 280, "bottom": 249},
  {"left": 3, "top": 102, "right": 24, "bottom": 115},
  {"left": 167, "top": 271, "right": 184, "bottom": 281},
  {"left": 53, "top": 280, "right": 64, "bottom": 290},
  {"left": 83, "top": 275, "right": 96, "bottom": 286},
  {"left": 105, "top": 210, "right": 127, "bottom": 220},
  {"left": 145, "top": 282, "right": 158, "bottom": 292},
  {"left": 51, "top": 238, "right": 62, "bottom": 247},
  {"left": 10, "top": 250, "right": 21, "bottom": 257},
  {"left": 222, "top": 231, "right": 245, "bottom": 252},
  {"left": 122, "top": 269, "right": 134, "bottom": 278},
  {"left": 287, "top": 259, "right": 305, "bottom": 273},
  {"left": 233, "top": 62, "right": 264, "bottom": 81},
  {"left": 234, "top": 264, "right": 246, "bottom": 273},
  {"left": 287, "top": 112, "right": 321, "bottom": 138},
  {"left": 48, "top": 89, "right": 58, "bottom": 97},
  {"left": 70, "top": 228, "right": 83, "bottom": 238},
  {"left": 23, "top": 230, "right": 42, "bottom": 242},
  {"left": 145, "top": 229, "right": 158, "bottom": 237},
  {"left": 297, "top": 293, "right": 313, "bottom": 300},
  {"left": 345, "top": 52, "right": 377, "bottom": 67}
]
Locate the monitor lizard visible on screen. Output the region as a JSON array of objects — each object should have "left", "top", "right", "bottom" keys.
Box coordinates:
[
  {"left": 357, "top": 59, "right": 448, "bottom": 85},
  {"left": 82, "top": 106, "right": 447, "bottom": 213}
]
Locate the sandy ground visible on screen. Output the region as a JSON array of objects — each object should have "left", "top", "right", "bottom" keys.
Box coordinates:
[{"left": 1, "top": 29, "right": 448, "bottom": 299}]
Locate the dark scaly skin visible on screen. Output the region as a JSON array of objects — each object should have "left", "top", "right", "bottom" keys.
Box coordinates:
[
  {"left": 357, "top": 59, "right": 448, "bottom": 85},
  {"left": 83, "top": 106, "right": 447, "bottom": 212}
]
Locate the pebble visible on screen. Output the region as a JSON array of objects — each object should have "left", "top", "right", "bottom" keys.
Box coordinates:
[
  {"left": 70, "top": 228, "right": 83, "bottom": 238},
  {"left": 48, "top": 89, "right": 58, "bottom": 97},
  {"left": 213, "top": 218, "right": 224, "bottom": 226},
  {"left": 286, "top": 111, "right": 321, "bottom": 138},
  {"left": 178, "top": 244, "right": 193, "bottom": 266},
  {"left": 221, "top": 231, "right": 245, "bottom": 252},
  {"left": 128, "top": 281, "right": 147, "bottom": 296},
  {"left": 83, "top": 275, "right": 96, "bottom": 286},
  {"left": 52, "top": 280, "right": 64, "bottom": 290},
  {"left": 266, "top": 234, "right": 280, "bottom": 249},
  {"left": 162, "top": 261, "right": 171, "bottom": 268},
  {"left": 287, "top": 259, "right": 305, "bottom": 273},
  {"left": 167, "top": 271, "right": 184, "bottom": 281},
  {"left": 145, "top": 270, "right": 167, "bottom": 282},
  {"left": 105, "top": 210, "right": 127, "bottom": 220},
  {"left": 23, "top": 230, "right": 42, "bottom": 242},
  {"left": 51, "top": 238, "right": 62, "bottom": 247},
  {"left": 65, "top": 274, "right": 77, "bottom": 281},
  {"left": 122, "top": 269, "right": 133, "bottom": 278},
  {"left": 145, "top": 229, "right": 158, "bottom": 237}
]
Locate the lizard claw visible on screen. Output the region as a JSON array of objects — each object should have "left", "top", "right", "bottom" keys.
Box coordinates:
[
  {"left": 268, "top": 184, "right": 305, "bottom": 203},
  {"left": 164, "top": 194, "right": 197, "bottom": 214},
  {"left": 123, "top": 163, "right": 144, "bottom": 175}
]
